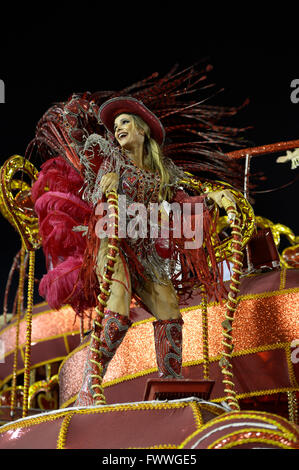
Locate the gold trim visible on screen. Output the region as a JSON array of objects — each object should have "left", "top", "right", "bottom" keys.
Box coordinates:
[
  {"left": 0, "top": 357, "right": 66, "bottom": 388},
  {"left": 130, "top": 317, "right": 155, "bottom": 328},
  {"left": 0, "top": 409, "right": 70, "bottom": 434},
  {"left": 63, "top": 335, "right": 70, "bottom": 355},
  {"left": 287, "top": 391, "right": 298, "bottom": 424},
  {"left": 280, "top": 267, "right": 287, "bottom": 290},
  {"left": 190, "top": 402, "right": 204, "bottom": 428},
  {"left": 0, "top": 304, "right": 73, "bottom": 337},
  {"left": 180, "top": 285, "right": 299, "bottom": 313},
  {"left": 56, "top": 412, "right": 75, "bottom": 449},
  {"left": 212, "top": 386, "right": 299, "bottom": 403},
  {"left": 178, "top": 410, "right": 297, "bottom": 448},
  {"left": 128, "top": 444, "right": 178, "bottom": 449},
  {"left": 233, "top": 286, "right": 299, "bottom": 302},
  {"left": 0, "top": 400, "right": 204, "bottom": 448},
  {"left": 208, "top": 428, "right": 296, "bottom": 449},
  {"left": 73, "top": 400, "right": 200, "bottom": 415},
  {"left": 1, "top": 329, "right": 80, "bottom": 361},
  {"left": 286, "top": 343, "right": 299, "bottom": 388},
  {"left": 58, "top": 395, "right": 76, "bottom": 409},
  {"left": 103, "top": 367, "right": 158, "bottom": 388},
  {"left": 59, "top": 341, "right": 298, "bottom": 408},
  {"left": 217, "top": 438, "right": 294, "bottom": 450},
  {"left": 33, "top": 301, "right": 49, "bottom": 308},
  {"left": 19, "top": 346, "right": 25, "bottom": 363}
]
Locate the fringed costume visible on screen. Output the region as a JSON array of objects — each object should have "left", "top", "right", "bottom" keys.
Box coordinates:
[{"left": 28, "top": 64, "right": 248, "bottom": 403}]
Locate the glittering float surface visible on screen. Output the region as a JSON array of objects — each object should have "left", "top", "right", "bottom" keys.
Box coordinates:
[
  {"left": 0, "top": 302, "right": 85, "bottom": 385},
  {"left": 59, "top": 269, "right": 299, "bottom": 407},
  {"left": 0, "top": 398, "right": 227, "bottom": 449},
  {"left": 0, "top": 401, "right": 298, "bottom": 449},
  {"left": 0, "top": 303, "right": 82, "bottom": 355}
]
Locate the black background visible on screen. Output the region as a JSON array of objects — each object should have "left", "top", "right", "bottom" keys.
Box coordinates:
[{"left": 0, "top": 17, "right": 298, "bottom": 312}]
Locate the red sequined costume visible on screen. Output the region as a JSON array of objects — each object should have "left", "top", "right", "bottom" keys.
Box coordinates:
[
  {"left": 78, "top": 131, "right": 225, "bottom": 306},
  {"left": 29, "top": 65, "right": 247, "bottom": 403}
]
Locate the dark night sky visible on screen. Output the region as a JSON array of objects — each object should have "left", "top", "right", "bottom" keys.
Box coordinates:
[{"left": 0, "top": 22, "right": 298, "bottom": 312}]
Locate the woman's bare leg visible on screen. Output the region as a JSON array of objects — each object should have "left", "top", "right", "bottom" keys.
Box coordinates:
[
  {"left": 96, "top": 238, "right": 132, "bottom": 316},
  {"left": 135, "top": 277, "right": 184, "bottom": 378},
  {"left": 135, "top": 277, "right": 181, "bottom": 320}
]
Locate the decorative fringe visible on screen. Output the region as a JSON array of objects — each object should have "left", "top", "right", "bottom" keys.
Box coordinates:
[
  {"left": 29, "top": 64, "right": 251, "bottom": 317},
  {"left": 169, "top": 191, "right": 228, "bottom": 303},
  {"left": 22, "top": 250, "right": 35, "bottom": 418}
]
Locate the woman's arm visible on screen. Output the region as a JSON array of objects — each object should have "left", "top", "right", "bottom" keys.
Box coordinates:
[
  {"left": 99, "top": 172, "right": 119, "bottom": 194},
  {"left": 81, "top": 134, "right": 123, "bottom": 204}
]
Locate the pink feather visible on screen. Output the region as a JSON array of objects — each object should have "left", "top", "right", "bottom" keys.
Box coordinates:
[
  {"left": 31, "top": 156, "right": 84, "bottom": 202},
  {"left": 34, "top": 191, "right": 92, "bottom": 223},
  {"left": 39, "top": 255, "right": 84, "bottom": 310},
  {"left": 32, "top": 157, "right": 96, "bottom": 313},
  {"left": 39, "top": 211, "right": 87, "bottom": 268}
]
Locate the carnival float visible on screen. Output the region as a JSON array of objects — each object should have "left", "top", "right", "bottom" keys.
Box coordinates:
[{"left": 0, "top": 65, "right": 298, "bottom": 450}]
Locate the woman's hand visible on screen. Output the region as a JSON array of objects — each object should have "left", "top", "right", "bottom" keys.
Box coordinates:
[
  {"left": 99, "top": 172, "right": 119, "bottom": 194},
  {"left": 207, "top": 189, "right": 236, "bottom": 212}
]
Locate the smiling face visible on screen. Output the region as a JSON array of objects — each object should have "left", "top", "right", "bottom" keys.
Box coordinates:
[{"left": 114, "top": 113, "right": 145, "bottom": 150}]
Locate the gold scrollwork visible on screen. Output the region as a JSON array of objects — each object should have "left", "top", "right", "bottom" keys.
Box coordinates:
[
  {"left": 254, "top": 216, "right": 299, "bottom": 248},
  {"left": 181, "top": 174, "right": 255, "bottom": 262},
  {"left": 28, "top": 374, "right": 59, "bottom": 410},
  {"left": 0, "top": 155, "right": 41, "bottom": 250}
]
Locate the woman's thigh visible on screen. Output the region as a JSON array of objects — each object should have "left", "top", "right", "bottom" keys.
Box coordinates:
[
  {"left": 135, "top": 277, "right": 180, "bottom": 320},
  {"left": 96, "top": 239, "right": 132, "bottom": 317}
]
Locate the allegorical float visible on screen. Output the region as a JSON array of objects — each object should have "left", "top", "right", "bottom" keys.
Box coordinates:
[{"left": 0, "top": 65, "right": 298, "bottom": 450}]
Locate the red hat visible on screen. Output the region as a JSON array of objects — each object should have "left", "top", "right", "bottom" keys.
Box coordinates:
[{"left": 99, "top": 96, "right": 165, "bottom": 146}]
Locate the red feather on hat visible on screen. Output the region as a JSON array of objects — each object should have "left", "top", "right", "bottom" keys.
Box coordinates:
[{"left": 27, "top": 64, "right": 248, "bottom": 189}]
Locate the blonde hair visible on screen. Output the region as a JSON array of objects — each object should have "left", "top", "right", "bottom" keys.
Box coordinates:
[{"left": 130, "top": 114, "right": 171, "bottom": 202}]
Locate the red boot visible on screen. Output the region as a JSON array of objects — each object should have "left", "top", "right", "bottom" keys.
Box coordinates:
[
  {"left": 153, "top": 318, "right": 184, "bottom": 379},
  {"left": 75, "top": 311, "right": 132, "bottom": 406}
]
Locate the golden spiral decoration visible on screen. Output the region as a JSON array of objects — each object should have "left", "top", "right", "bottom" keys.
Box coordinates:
[
  {"left": 219, "top": 203, "right": 243, "bottom": 411},
  {"left": 200, "top": 285, "right": 209, "bottom": 380},
  {"left": 87, "top": 189, "right": 120, "bottom": 406},
  {"left": 0, "top": 155, "right": 41, "bottom": 418},
  {"left": 0, "top": 154, "right": 41, "bottom": 251}
]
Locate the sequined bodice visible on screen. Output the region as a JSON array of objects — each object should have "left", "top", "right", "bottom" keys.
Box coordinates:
[{"left": 119, "top": 159, "right": 160, "bottom": 206}]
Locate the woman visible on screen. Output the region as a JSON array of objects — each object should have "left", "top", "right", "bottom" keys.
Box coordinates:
[{"left": 74, "top": 96, "right": 236, "bottom": 405}]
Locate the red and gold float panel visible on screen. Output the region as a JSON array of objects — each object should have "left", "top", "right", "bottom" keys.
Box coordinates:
[
  {"left": 58, "top": 268, "right": 299, "bottom": 408},
  {"left": 0, "top": 399, "right": 231, "bottom": 449},
  {"left": 0, "top": 302, "right": 88, "bottom": 387},
  {"left": 0, "top": 402, "right": 297, "bottom": 449},
  {"left": 179, "top": 409, "right": 299, "bottom": 449}
]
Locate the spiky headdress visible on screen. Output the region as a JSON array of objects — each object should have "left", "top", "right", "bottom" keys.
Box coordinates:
[{"left": 26, "top": 63, "right": 248, "bottom": 189}]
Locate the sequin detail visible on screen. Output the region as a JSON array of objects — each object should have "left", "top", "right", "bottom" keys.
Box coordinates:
[
  {"left": 75, "top": 311, "right": 131, "bottom": 406},
  {"left": 153, "top": 318, "right": 184, "bottom": 378}
]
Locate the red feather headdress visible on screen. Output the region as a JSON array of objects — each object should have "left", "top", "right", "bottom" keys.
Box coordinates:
[{"left": 26, "top": 63, "right": 249, "bottom": 189}]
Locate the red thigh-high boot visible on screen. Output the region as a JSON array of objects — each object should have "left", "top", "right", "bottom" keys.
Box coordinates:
[
  {"left": 153, "top": 317, "right": 184, "bottom": 379},
  {"left": 75, "top": 310, "right": 132, "bottom": 406}
]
